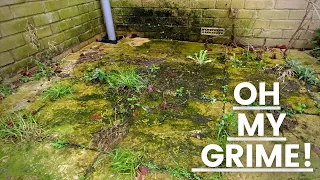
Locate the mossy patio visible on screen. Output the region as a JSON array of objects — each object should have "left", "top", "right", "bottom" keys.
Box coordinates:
[{"left": 0, "top": 38, "right": 319, "bottom": 180}]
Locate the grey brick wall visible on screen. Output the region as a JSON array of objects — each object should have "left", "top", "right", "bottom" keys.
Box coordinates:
[{"left": 0, "top": 0, "right": 106, "bottom": 80}]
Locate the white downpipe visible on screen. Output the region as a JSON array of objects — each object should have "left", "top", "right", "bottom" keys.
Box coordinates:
[{"left": 101, "top": 0, "right": 116, "bottom": 42}]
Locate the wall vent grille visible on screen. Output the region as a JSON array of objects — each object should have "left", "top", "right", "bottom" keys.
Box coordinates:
[{"left": 201, "top": 27, "right": 225, "bottom": 36}]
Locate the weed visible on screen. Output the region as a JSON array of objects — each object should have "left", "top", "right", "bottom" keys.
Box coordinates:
[
  {"left": 206, "top": 174, "right": 224, "bottom": 180},
  {"left": 175, "top": 87, "right": 184, "bottom": 97},
  {"left": 249, "top": 102, "right": 272, "bottom": 106},
  {"left": 149, "top": 64, "right": 160, "bottom": 73},
  {"left": 84, "top": 68, "right": 106, "bottom": 83},
  {"left": 27, "top": 22, "right": 59, "bottom": 62},
  {"left": 255, "top": 60, "right": 266, "bottom": 69},
  {"left": 24, "top": 23, "right": 59, "bottom": 82},
  {"left": 21, "top": 59, "right": 55, "bottom": 82},
  {"left": 52, "top": 139, "right": 68, "bottom": 149},
  {"left": 241, "top": 50, "right": 254, "bottom": 61},
  {"left": 109, "top": 148, "right": 141, "bottom": 177},
  {"left": 143, "top": 162, "right": 160, "bottom": 171},
  {"left": 127, "top": 96, "right": 140, "bottom": 110},
  {"left": 279, "top": 107, "right": 295, "bottom": 117},
  {"left": 286, "top": 59, "right": 319, "bottom": 86},
  {"left": 91, "top": 68, "right": 106, "bottom": 82},
  {"left": 249, "top": 102, "right": 259, "bottom": 106},
  {"left": 127, "top": 96, "right": 137, "bottom": 101},
  {"left": 27, "top": 22, "right": 41, "bottom": 50},
  {"left": 0, "top": 84, "right": 12, "bottom": 98},
  {"left": 42, "top": 82, "right": 73, "bottom": 101},
  {"left": 217, "top": 113, "right": 237, "bottom": 146},
  {"left": 311, "top": 29, "right": 320, "bottom": 60},
  {"left": 167, "top": 167, "right": 202, "bottom": 180},
  {"left": 144, "top": 162, "right": 202, "bottom": 180},
  {"left": 295, "top": 103, "right": 306, "bottom": 114},
  {"left": 187, "top": 50, "right": 212, "bottom": 65},
  {"left": 201, "top": 94, "right": 217, "bottom": 104},
  {"left": 106, "top": 69, "right": 146, "bottom": 92},
  {"left": 221, "top": 85, "right": 228, "bottom": 103},
  {"left": 229, "top": 53, "right": 244, "bottom": 68},
  {"left": 0, "top": 112, "right": 43, "bottom": 142},
  {"left": 277, "top": 67, "right": 296, "bottom": 83}
]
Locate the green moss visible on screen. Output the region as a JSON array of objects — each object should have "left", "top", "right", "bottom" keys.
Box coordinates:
[
  {"left": 0, "top": 142, "right": 96, "bottom": 179},
  {"left": 1, "top": 39, "right": 320, "bottom": 180},
  {"left": 281, "top": 94, "right": 319, "bottom": 115}
]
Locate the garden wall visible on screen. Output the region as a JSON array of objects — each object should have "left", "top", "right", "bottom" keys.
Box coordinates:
[
  {"left": 0, "top": 0, "right": 106, "bottom": 81},
  {"left": 111, "top": 0, "right": 320, "bottom": 48}
]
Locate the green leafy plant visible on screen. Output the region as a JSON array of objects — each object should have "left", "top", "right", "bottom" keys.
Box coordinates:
[
  {"left": 255, "top": 60, "right": 266, "bottom": 69},
  {"left": 201, "top": 94, "right": 217, "bottom": 104},
  {"left": 295, "top": 103, "right": 306, "bottom": 114},
  {"left": 242, "top": 50, "right": 254, "bottom": 61},
  {"left": 109, "top": 148, "right": 141, "bottom": 177},
  {"left": 106, "top": 69, "right": 146, "bottom": 92},
  {"left": 187, "top": 50, "right": 212, "bottom": 65},
  {"left": 311, "top": 29, "right": 320, "bottom": 60},
  {"left": 92, "top": 68, "right": 106, "bottom": 82},
  {"left": 21, "top": 59, "right": 55, "bottom": 82},
  {"left": 217, "top": 113, "right": 237, "bottom": 146},
  {"left": 286, "top": 59, "right": 319, "bottom": 86},
  {"left": 175, "top": 87, "right": 184, "bottom": 97},
  {"left": 127, "top": 96, "right": 140, "bottom": 110},
  {"left": 52, "top": 139, "right": 68, "bottom": 149},
  {"left": 42, "top": 82, "right": 73, "bottom": 101},
  {"left": 221, "top": 85, "right": 228, "bottom": 103},
  {"left": 230, "top": 53, "right": 244, "bottom": 68},
  {"left": 279, "top": 107, "right": 295, "bottom": 117},
  {"left": 167, "top": 167, "right": 202, "bottom": 180},
  {"left": 0, "top": 84, "right": 12, "bottom": 98},
  {"left": 149, "top": 64, "right": 160, "bottom": 73},
  {"left": 84, "top": 68, "right": 106, "bottom": 82},
  {"left": 0, "top": 112, "right": 43, "bottom": 142}
]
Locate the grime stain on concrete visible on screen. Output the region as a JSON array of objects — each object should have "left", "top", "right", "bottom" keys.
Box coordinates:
[{"left": 0, "top": 38, "right": 319, "bottom": 180}]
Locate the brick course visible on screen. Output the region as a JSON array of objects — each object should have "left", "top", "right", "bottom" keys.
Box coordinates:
[
  {"left": 110, "top": 0, "right": 319, "bottom": 49},
  {"left": 0, "top": 0, "right": 105, "bottom": 80},
  {"left": 1, "top": 0, "right": 320, "bottom": 81}
]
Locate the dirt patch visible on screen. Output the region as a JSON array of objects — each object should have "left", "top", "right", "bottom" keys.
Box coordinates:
[
  {"left": 133, "top": 57, "right": 165, "bottom": 67},
  {"left": 266, "top": 111, "right": 298, "bottom": 132},
  {"left": 312, "top": 144, "right": 320, "bottom": 157},
  {"left": 282, "top": 80, "right": 300, "bottom": 92},
  {"left": 77, "top": 51, "right": 103, "bottom": 65},
  {"left": 280, "top": 118, "right": 298, "bottom": 132},
  {"left": 76, "top": 44, "right": 105, "bottom": 65},
  {"left": 127, "top": 38, "right": 150, "bottom": 47}
]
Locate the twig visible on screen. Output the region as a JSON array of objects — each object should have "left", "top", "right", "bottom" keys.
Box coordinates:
[{"left": 284, "top": 0, "right": 318, "bottom": 55}]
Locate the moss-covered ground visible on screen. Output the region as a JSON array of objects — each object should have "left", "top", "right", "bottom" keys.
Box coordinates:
[{"left": 0, "top": 38, "right": 319, "bottom": 180}]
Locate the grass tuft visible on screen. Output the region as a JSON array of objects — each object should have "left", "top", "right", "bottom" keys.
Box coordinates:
[
  {"left": 42, "top": 82, "right": 73, "bottom": 101},
  {"left": 0, "top": 84, "right": 12, "bottom": 98},
  {"left": 109, "top": 148, "right": 141, "bottom": 177},
  {"left": 0, "top": 112, "right": 43, "bottom": 142},
  {"left": 106, "top": 69, "right": 146, "bottom": 92}
]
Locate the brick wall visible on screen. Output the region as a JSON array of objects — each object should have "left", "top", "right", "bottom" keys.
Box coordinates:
[
  {"left": 111, "top": 0, "right": 320, "bottom": 48},
  {"left": 0, "top": 0, "right": 106, "bottom": 81}
]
